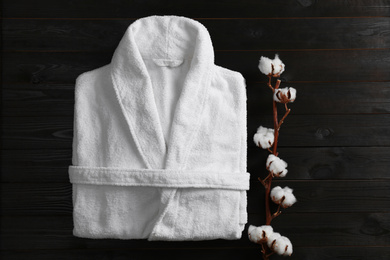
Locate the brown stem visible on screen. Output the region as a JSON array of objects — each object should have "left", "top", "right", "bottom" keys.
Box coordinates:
[
  {"left": 261, "top": 243, "right": 271, "bottom": 260},
  {"left": 272, "top": 205, "right": 282, "bottom": 219},
  {"left": 261, "top": 78, "right": 288, "bottom": 259},
  {"left": 278, "top": 108, "right": 291, "bottom": 131},
  {"left": 274, "top": 79, "right": 281, "bottom": 90},
  {"left": 258, "top": 177, "right": 267, "bottom": 188},
  {"left": 265, "top": 171, "right": 272, "bottom": 225},
  {"left": 264, "top": 172, "right": 273, "bottom": 181},
  {"left": 266, "top": 252, "right": 275, "bottom": 258},
  {"left": 267, "top": 75, "right": 274, "bottom": 91},
  {"left": 265, "top": 80, "right": 280, "bottom": 226}
]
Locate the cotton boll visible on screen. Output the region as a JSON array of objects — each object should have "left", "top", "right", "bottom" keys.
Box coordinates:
[
  {"left": 248, "top": 225, "right": 274, "bottom": 244},
  {"left": 266, "top": 154, "right": 288, "bottom": 177},
  {"left": 248, "top": 225, "right": 263, "bottom": 243},
  {"left": 267, "top": 232, "right": 281, "bottom": 248},
  {"left": 271, "top": 186, "right": 297, "bottom": 208},
  {"left": 284, "top": 237, "right": 293, "bottom": 256},
  {"left": 281, "top": 191, "right": 297, "bottom": 208},
  {"left": 283, "top": 186, "right": 293, "bottom": 194},
  {"left": 258, "top": 54, "right": 286, "bottom": 76},
  {"left": 248, "top": 225, "right": 256, "bottom": 234},
  {"left": 271, "top": 186, "right": 285, "bottom": 204},
  {"left": 273, "top": 236, "right": 293, "bottom": 256},
  {"left": 273, "top": 87, "right": 297, "bottom": 103},
  {"left": 277, "top": 168, "right": 288, "bottom": 178},
  {"left": 272, "top": 54, "right": 285, "bottom": 75},
  {"left": 253, "top": 126, "right": 274, "bottom": 149},
  {"left": 258, "top": 56, "right": 273, "bottom": 75},
  {"left": 274, "top": 87, "right": 297, "bottom": 103},
  {"left": 289, "top": 87, "right": 297, "bottom": 101},
  {"left": 259, "top": 225, "right": 273, "bottom": 241}
]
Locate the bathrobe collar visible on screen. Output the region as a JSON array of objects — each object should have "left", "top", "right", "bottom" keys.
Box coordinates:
[{"left": 110, "top": 15, "right": 214, "bottom": 170}]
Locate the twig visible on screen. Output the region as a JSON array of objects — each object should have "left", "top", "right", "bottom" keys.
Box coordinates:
[
  {"left": 274, "top": 79, "right": 281, "bottom": 90},
  {"left": 259, "top": 172, "right": 272, "bottom": 188},
  {"left": 266, "top": 252, "right": 275, "bottom": 258},
  {"left": 265, "top": 78, "right": 279, "bottom": 225},
  {"left": 278, "top": 107, "right": 291, "bottom": 130},
  {"left": 258, "top": 177, "right": 267, "bottom": 188},
  {"left": 272, "top": 205, "right": 282, "bottom": 219},
  {"left": 267, "top": 75, "right": 274, "bottom": 91}
]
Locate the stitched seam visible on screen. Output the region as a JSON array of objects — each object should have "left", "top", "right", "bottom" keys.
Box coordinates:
[
  {"left": 165, "top": 17, "right": 172, "bottom": 59},
  {"left": 69, "top": 181, "right": 248, "bottom": 190}
]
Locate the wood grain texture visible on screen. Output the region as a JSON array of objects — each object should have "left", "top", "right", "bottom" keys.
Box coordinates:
[
  {"left": 1, "top": 213, "right": 389, "bottom": 249},
  {"left": 3, "top": 18, "right": 390, "bottom": 51},
  {"left": 248, "top": 147, "right": 390, "bottom": 180},
  {"left": 1, "top": 247, "right": 390, "bottom": 260},
  {"left": 3, "top": 114, "right": 390, "bottom": 149},
  {"left": 2, "top": 0, "right": 390, "bottom": 18},
  {"left": 2, "top": 50, "right": 389, "bottom": 85},
  {"left": 3, "top": 81, "right": 390, "bottom": 117},
  {"left": 1, "top": 0, "right": 390, "bottom": 258},
  {"left": 2, "top": 247, "right": 390, "bottom": 260},
  {"left": 1, "top": 181, "right": 389, "bottom": 215},
  {"left": 2, "top": 147, "right": 390, "bottom": 183}
]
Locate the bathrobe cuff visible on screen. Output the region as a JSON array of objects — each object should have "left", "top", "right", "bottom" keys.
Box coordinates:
[{"left": 69, "top": 166, "right": 250, "bottom": 190}]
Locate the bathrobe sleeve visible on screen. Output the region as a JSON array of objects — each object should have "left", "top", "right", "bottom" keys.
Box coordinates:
[
  {"left": 237, "top": 73, "right": 249, "bottom": 225},
  {"left": 71, "top": 73, "right": 85, "bottom": 167},
  {"left": 71, "top": 71, "right": 96, "bottom": 167}
]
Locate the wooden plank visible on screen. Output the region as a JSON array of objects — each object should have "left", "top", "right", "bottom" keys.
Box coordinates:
[
  {"left": 2, "top": 0, "right": 390, "bottom": 18},
  {"left": 3, "top": 114, "right": 390, "bottom": 149},
  {"left": 248, "top": 114, "right": 390, "bottom": 148},
  {"left": 1, "top": 86, "right": 75, "bottom": 117},
  {"left": 1, "top": 247, "right": 390, "bottom": 260},
  {"left": 248, "top": 147, "right": 390, "bottom": 180},
  {"left": 2, "top": 116, "right": 74, "bottom": 149},
  {"left": 1, "top": 181, "right": 389, "bottom": 215},
  {"left": 2, "top": 147, "right": 390, "bottom": 183},
  {"left": 3, "top": 18, "right": 390, "bottom": 51},
  {"left": 248, "top": 81, "right": 390, "bottom": 116},
  {"left": 1, "top": 149, "right": 71, "bottom": 182},
  {"left": 3, "top": 50, "right": 389, "bottom": 84},
  {"left": 248, "top": 180, "right": 390, "bottom": 214},
  {"left": 1, "top": 213, "right": 389, "bottom": 249},
  {"left": 3, "top": 81, "right": 390, "bottom": 117}
]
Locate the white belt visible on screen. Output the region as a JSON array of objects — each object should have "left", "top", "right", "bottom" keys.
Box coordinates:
[{"left": 69, "top": 166, "right": 250, "bottom": 190}]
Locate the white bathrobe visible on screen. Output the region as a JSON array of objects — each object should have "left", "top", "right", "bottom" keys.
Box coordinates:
[{"left": 69, "top": 15, "right": 250, "bottom": 241}]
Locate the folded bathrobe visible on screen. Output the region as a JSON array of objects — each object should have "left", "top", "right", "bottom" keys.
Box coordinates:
[{"left": 69, "top": 15, "right": 250, "bottom": 241}]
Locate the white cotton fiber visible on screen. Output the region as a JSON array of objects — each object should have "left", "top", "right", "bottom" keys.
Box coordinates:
[
  {"left": 253, "top": 126, "right": 274, "bottom": 149},
  {"left": 272, "top": 54, "right": 285, "bottom": 75},
  {"left": 248, "top": 225, "right": 274, "bottom": 244},
  {"left": 274, "top": 87, "right": 297, "bottom": 103},
  {"left": 281, "top": 191, "right": 297, "bottom": 208},
  {"left": 258, "top": 56, "right": 273, "bottom": 75},
  {"left": 266, "top": 154, "right": 288, "bottom": 177},
  {"left": 270, "top": 186, "right": 284, "bottom": 204},
  {"left": 271, "top": 186, "right": 296, "bottom": 208},
  {"left": 258, "top": 54, "right": 285, "bottom": 76},
  {"left": 267, "top": 232, "right": 281, "bottom": 248},
  {"left": 273, "top": 236, "right": 293, "bottom": 256}
]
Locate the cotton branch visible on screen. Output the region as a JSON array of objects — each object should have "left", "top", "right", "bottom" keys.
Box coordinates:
[{"left": 250, "top": 54, "right": 297, "bottom": 259}]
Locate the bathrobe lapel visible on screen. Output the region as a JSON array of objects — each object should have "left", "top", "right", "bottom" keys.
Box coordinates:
[{"left": 110, "top": 18, "right": 214, "bottom": 171}]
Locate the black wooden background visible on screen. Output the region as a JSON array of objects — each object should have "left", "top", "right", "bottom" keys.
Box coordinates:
[{"left": 1, "top": 1, "right": 390, "bottom": 259}]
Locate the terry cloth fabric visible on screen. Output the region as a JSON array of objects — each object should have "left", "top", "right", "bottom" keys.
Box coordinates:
[{"left": 69, "top": 15, "right": 250, "bottom": 241}]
